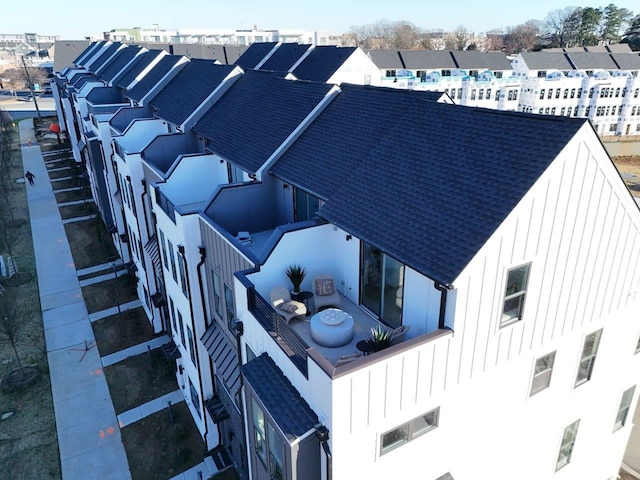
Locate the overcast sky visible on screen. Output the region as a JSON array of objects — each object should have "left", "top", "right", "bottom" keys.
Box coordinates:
[{"left": 4, "top": 0, "right": 638, "bottom": 39}]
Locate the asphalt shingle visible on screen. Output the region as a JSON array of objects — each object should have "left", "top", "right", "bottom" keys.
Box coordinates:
[
  {"left": 99, "top": 45, "right": 143, "bottom": 83},
  {"left": 193, "top": 70, "right": 333, "bottom": 174},
  {"left": 116, "top": 50, "right": 165, "bottom": 89},
  {"left": 566, "top": 52, "right": 619, "bottom": 70},
  {"left": 126, "top": 54, "right": 183, "bottom": 103},
  {"left": 87, "top": 42, "right": 122, "bottom": 73},
  {"left": 234, "top": 42, "right": 278, "bottom": 69},
  {"left": 260, "top": 43, "right": 312, "bottom": 72},
  {"left": 149, "top": 60, "right": 235, "bottom": 126},
  {"left": 366, "top": 50, "right": 405, "bottom": 69},
  {"left": 292, "top": 46, "right": 357, "bottom": 82}
]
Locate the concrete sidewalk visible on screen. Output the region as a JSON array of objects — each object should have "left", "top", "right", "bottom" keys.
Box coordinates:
[{"left": 20, "top": 120, "right": 131, "bottom": 480}]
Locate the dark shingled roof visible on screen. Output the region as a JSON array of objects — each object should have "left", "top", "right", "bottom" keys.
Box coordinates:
[
  {"left": 606, "top": 43, "right": 632, "bottom": 53},
  {"left": 566, "top": 52, "right": 618, "bottom": 70},
  {"left": 366, "top": 50, "right": 405, "bottom": 69},
  {"left": 271, "top": 84, "right": 446, "bottom": 199},
  {"left": 611, "top": 53, "right": 640, "bottom": 70},
  {"left": 242, "top": 353, "right": 318, "bottom": 442},
  {"left": 449, "top": 51, "right": 512, "bottom": 71},
  {"left": 194, "top": 70, "right": 333, "bottom": 174},
  {"left": 260, "top": 43, "right": 312, "bottom": 72},
  {"left": 87, "top": 42, "right": 122, "bottom": 73},
  {"left": 275, "top": 88, "right": 585, "bottom": 285},
  {"left": 149, "top": 60, "right": 235, "bottom": 126},
  {"left": 74, "top": 41, "right": 104, "bottom": 67},
  {"left": 224, "top": 45, "right": 249, "bottom": 64},
  {"left": 99, "top": 45, "right": 143, "bottom": 83},
  {"left": 520, "top": 52, "right": 574, "bottom": 70},
  {"left": 126, "top": 54, "right": 183, "bottom": 103},
  {"left": 116, "top": 50, "right": 164, "bottom": 89},
  {"left": 234, "top": 42, "right": 278, "bottom": 69},
  {"left": 292, "top": 46, "right": 357, "bottom": 82},
  {"left": 399, "top": 50, "right": 456, "bottom": 69},
  {"left": 483, "top": 52, "right": 513, "bottom": 70},
  {"left": 55, "top": 40, "right": 91, "bottom": 72}
]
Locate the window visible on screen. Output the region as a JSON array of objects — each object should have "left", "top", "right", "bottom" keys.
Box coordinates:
[
  {"left": 486, "top": 88, "right": 491, "bottom": 99},
  {"left": 189, "top": 377, "right": 201, "bottom": 417},
  {"left": 570, "top": 88, "right": 575, "bottom": 98},
  {"left": 540, "top": 89, "right": 545, "bottom": 100},
  {"left": 187, "top": 325, "right": 195, "bottom": 364},
  {"left": 267, "top": 421, "right": 284, "bottom": 480},
  {"left": 547, "top": 89, "right": 552, "bottom": 100},
  {"left": 385, "top": 70, "right": 396, "bottom": 77},
  {"left": 159, "top": 230, "right": 168, "bottom": 267},
  {"left": 252, "top": 398, "right": 267, "bottom": 465},
  {"left": 589, "top": 87, "right": 594, "bottom": 98},
  {"left": 610, "top": 124, "right": 617, "bottom": 132},
  {"left": 167, "top": 240, "right": 177, "bottom": 282},
  {"left": 380, "top": 407, "right": 440, "bottom": 456},
  {"left": 578, "top": 87, "right": 582, "bottom": 98},
  {"left": 530, "top": 352, "right": 555, "bottom": 396},
  {"left": 555, "top": 88, "right": 560, "bottom": 99},
  {"left": 478, "top": 89, "right": 484, "bottom": 100},
  {"left": 361, "top": 242, "right": 404, "bottom": 329},
  {"left": 457, "top": 89, "right": 462, "bottom": 100},
  {"left": 614, "top": 386, "right": 636, "bottom": 431},
  {"left": 556, "top": 420, "right": 580, "bottom": 471},
  {"left": 471, "top": 90, "right": 476, "bottom": 100},
  {"left": 563, "top": 89, "right": 568, "bottom": 99},
  {"left": 561, "top": 107, "right": 565, "bottom": 116},
  {"left": 224, "top": 283, "right": 235, "bottom": 331},
  {"left": 575, "top": 329, "right": 602, "bottom": 386},
  {"left": 211, "top": 269, "right": 222, "bottom": 319},
  {"left": 495, "top": 90, "right": 500, "bottom": 101},
  {"left": 616, "top": 87, "right": 621, "bottom": 97},
  {"left": 635, "top": 334, "right": 640, "bottom": 353},
  {"left": 177, "top": 250, "right": 187, "bottom": 296},
  {"left": 501, "top": 263, "right": 531, "bottom": 326},
  {"left": 251, "top": 398, "right": 285, "bottom": 479},
  {"left": 169, "top": 296, "right": 176, "bottom": 332},
  {"left": 178, "top": 310, "right": 186, "bottom": 346}
]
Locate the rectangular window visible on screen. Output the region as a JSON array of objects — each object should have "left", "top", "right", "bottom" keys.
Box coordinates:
[
  {"left": 547, "top": 89, "right": 552, "bottom": 100},
  {"left": 252, "top": 398, "right": 267, "bottom": 465},
  {"left": 224, "top": 283, "right": 235, "bottom": 331},
  {"left": 178, "top": 250, "right": 187, "bottom": 296},
  {"left": 575, "top": 329, "right": 603, "bottom": 386},
  {"left": 556, "top": 420, "right": 580, "bottom": 471},
  {"left": 178, "top": 310, "right": 186, "bottom": 346},
  {"left": 458, "top": 89, "right": 462, "bottom": 100},
  {"left": 169, "top": 296, "right": 176, "bottom": 332},
  {"left": 614, "top": 386, "right": 636, "bottom": 431},
  {"left": 635, "top": 334, "right": 640, "bottom": 353},
  {"left": 267, "top": 421, "right": 284, "bottom": 480},
  {"left": 530, "top": 352, "right": 555, "bottom": 396},
  {"left": 495, "top": 90, "right": 500, "bottom": 101},
  {"left": 159, "top": 230, "right": 168, "bottom": 268},
  {"left": 570, "top": 88, "right": 575, "bottom": 99},
  {"left": 555, "top": 88, "right": 560, "bottom": 99},
  {"left": 563, "top": 89, "right": 568, "bottom": 99},
  {"left": 187, "top": 325, "right": 195, "bottom": 364},
  {"left": 539, "top": 89, "right": 545, "bottom": 100},
  {"left": 211, "top": 269, "right": 222, "bottom": 319},
  {"left": 189, "top": 377, "right": 201, "bottom": 418},
  {"left": 501, "top": 263, "right": 531, "bottom": 326},
  {"left": 167, "top": 240, "right": 177, "bottom": 282},
  {"left": 471, "top": 90, "right": 476, "bottom": 100},
  {"left": 381, "top": 407, "right": 439, "bottom": 456},
  {"left": 486, "top": 88, "right": 491, "bottom": 100},
  {"left": 478, "top": 89, "right": 484, "bottom": 100}
]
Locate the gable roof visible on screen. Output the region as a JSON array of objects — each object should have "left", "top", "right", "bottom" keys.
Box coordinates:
[
  {"left": 271, "top": 84, "right": 446, "bottom": 200},
  {"left": 75, "top": 41, "right": 105, "bottom": 67},
  {"left": 126, "top": 54, "right": 183, "bottom": 102},
  {"left": 292, "top": 46, "right": 357, "bottom": 82},
  {"left": 399, "top": 50, "right": 456, "bottom": 69},
  {"left": 149, "top": 60, "right": 235, "bottom": 126},
  {"left": 260, "top": 43, "right": 312, "bottom": 72},
  {"left": 366, "top": 50, "right": 405, "bottom": 69},
  {"left": 611, "top": 53, "right": 640, "bottom": 70},
  {"left": 99, "top": 45, "right": 143, "bottom": 83},
  {"left": 275, "top": 89, "right": 585, "bottom": 285},
  {"left": 242, "top": 353, "right": 318, "bottom": 442},
  {"left": 519, "top": 52, "right": 574, "bottom": 70},
  {"left": 116, "top": 49, "right": 164, "bottom": 89},
  {"left": 566, "top": 52, "right": 618, "bottom": 70},
  {"left": 234, "top": 42, "right": 278, "bottom": 69},
  {"left": 87, "top": 42, "right": 122, "bottom": 73},
  {"left": 193, "top": 70, "right": 333, "bottom": 174}
]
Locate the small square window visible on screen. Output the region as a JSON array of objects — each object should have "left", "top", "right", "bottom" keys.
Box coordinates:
[
  {"left": 410, "top": 408, "right": 439, "bottom": 439},
  {"left": 614, "top": 386, "right": 636, "bottom": 431},
  {"left": 381, "top": 425, "right": 409, "bottom": 454},
  {"left": 530, "top": 351, "right": 556, "bottom": 396},
  {"left": 501, "top": 263, "right": 531, "bottom": 327}
]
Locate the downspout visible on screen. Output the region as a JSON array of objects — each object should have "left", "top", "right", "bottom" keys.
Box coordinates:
[
  {"left": 315, "top": 425, "right": 332, "bottom": 480},
  {"left": 434, "top": 282, "right": 454, "bottom": 330},
  {"left": 178, "top": 244, "right": 207, "bottom": 443},
  {"left": 234, "top": 318, "right": 248, "bottom": 477}
]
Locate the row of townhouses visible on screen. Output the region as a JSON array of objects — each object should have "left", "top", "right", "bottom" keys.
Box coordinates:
[{"left": 52, "top": 39, "right": 640, "bottom": 480}]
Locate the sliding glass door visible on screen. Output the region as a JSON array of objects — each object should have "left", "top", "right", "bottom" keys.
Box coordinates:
[{"left": 360, "top": 242, "right": 404, "bottom": 328}]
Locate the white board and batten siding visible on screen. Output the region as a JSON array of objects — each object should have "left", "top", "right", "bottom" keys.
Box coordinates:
[{"left": 329, "top": 124, "right": 640, "bottom": 480}]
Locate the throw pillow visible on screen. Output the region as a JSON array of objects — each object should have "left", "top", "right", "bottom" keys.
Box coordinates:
[
  {"left": 278, "top": 302, "right": 298, "bottom": 313},
  {"left": 315, "top": 278, "right": 335, "bottom": 296}
]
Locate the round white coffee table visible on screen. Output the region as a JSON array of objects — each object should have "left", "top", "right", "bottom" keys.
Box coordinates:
[{"left": 310, "top": 308, "right": 354, "bottom": 347}]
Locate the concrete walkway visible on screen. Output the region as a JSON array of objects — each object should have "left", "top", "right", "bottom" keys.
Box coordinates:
[
  {"left": 101, "top": 335, "right": 170, "bottom": 367},
  {"left": 117, "top": 389, "right": 184, "bottom": 428},
  {"left": 20, "top": 120, "right": 132, "bottom": 480},
  {"left": 88, "top": 299, "right": 142, "bottom": 322}
]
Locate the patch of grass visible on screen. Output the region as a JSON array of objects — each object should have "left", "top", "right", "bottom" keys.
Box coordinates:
[
  {"left": 122, "top": 401, "right": 207, "bottom": 480},
  {"left": 92, "top": 307, "right": 157, "bottom": 357},
  {"left": 103, "top": 349, "right": 177, "bottom": 414}
]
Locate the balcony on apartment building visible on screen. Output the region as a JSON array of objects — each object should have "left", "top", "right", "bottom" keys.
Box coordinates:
[
  {"left": 109, "top": 107, "right": 148, "bottom": 135},
  {"left": 85, "top": 86, "right": 129, "bottom": 117},
  {"left": 111, "top": 118, "right": 173, "bottom": 163}
]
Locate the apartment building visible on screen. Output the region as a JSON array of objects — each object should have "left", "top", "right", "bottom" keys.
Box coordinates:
[{"left": 53, "top": 40, "right": 640, "bottom": 480}]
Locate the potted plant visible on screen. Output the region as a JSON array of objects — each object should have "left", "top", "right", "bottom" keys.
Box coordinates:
[
  {"left": 369, "top": 325, "right": 392, "bottom": 352},
  {"left": 285, "top": 264, "right": 307, "bottom": 294}
]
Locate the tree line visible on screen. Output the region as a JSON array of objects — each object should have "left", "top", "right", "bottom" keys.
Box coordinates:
[{"left": 349, "top": 3, "right": 640, "bottom": 53}]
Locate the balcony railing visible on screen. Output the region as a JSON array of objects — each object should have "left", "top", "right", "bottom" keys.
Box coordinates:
[
  {"left": 247, "top": 285, "right": 309, "bottom": 377},
  {"left": 155, "top": 189, "right": 176, "bottom": 223}
]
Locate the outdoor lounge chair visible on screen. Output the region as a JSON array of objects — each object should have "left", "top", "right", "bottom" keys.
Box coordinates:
[
  {"left": 312, "top": 274, "right": 341, "bottom": 311},
  {"left": 390, "top": 325, "right": 411, "bottom": 345},
  {"left": 334, "top": 352, "right": 362, "bottom": 367},
  {"left": 270, "top": 286, "right": 306, "bottom": 323}
]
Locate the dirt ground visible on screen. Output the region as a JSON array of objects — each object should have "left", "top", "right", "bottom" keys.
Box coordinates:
[
  {"left": 122, "top": 401, "right": 207, "bottom": 480},
  {"left": 64, "top": 217, "right": 118, "bottom": 270},
  {"left": 81, "top": 274, "right": 139, "bottom": 313},
  {"left": 0, "top": 121, "right": 61, "bottom": 478},
  {"left": 92, "top": 307, "right": 158, "bottom": 357},
  {"left": 612, "top": 156, "right": 640, "bottom": 196}
]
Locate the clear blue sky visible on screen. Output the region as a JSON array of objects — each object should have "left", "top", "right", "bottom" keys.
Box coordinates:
[{"left": 4, "top": 0, "right": 638, "bottom": 39}]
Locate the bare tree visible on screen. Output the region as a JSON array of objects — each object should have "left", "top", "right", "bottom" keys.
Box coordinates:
[
  {"left": 453, "top": 25, "right": 471, "bottom": 50},
  {"left": 0, "top": 290, "right": 30, "bottom": 375},
  {"left": 544, "top": 7, "right": 580, "bottom": 47},
  {"left": 503, "top": 20, "right": 542, "bottom": 53}
]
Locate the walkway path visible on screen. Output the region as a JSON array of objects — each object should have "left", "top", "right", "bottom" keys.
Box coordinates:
[{"left": 20, "top": 120, "right": 132, "bottom": 480}]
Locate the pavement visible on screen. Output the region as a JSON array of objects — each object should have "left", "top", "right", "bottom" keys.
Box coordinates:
[
  {"left": 20, "top": 120, "right": 132, "bottom": 479},
  {"left": 623, "top": 401, "right": 640, "bottom": 478},
  {"left": 20, "top": 119, "right": 220, "bottom": 480}
]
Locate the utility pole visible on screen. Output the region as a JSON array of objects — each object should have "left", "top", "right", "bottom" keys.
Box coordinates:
[{"left": 20, "top": 56, "right": 42, "bottom": 123}]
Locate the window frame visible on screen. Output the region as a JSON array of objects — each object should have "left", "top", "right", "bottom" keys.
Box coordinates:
[
  {"left": 614, "top": 386, "right": 636, "bottom": 431},
  {"left": 530, "top": 351, "right": 556, "bottom": 396},
  {"left": 556, "top": 420, "right": 580, "bottom": 471},
  {"left": 224, "top": 282, "right": 235, "bottom": 331},
  {"left": 500, "top": 263, "right": 531, "bottom": 327},
  {"left": 380, "top": 407, "right": 440, "bottom": 456},
  {"left": 575, "top": 329, "right": 603, "bottom": 387}
]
